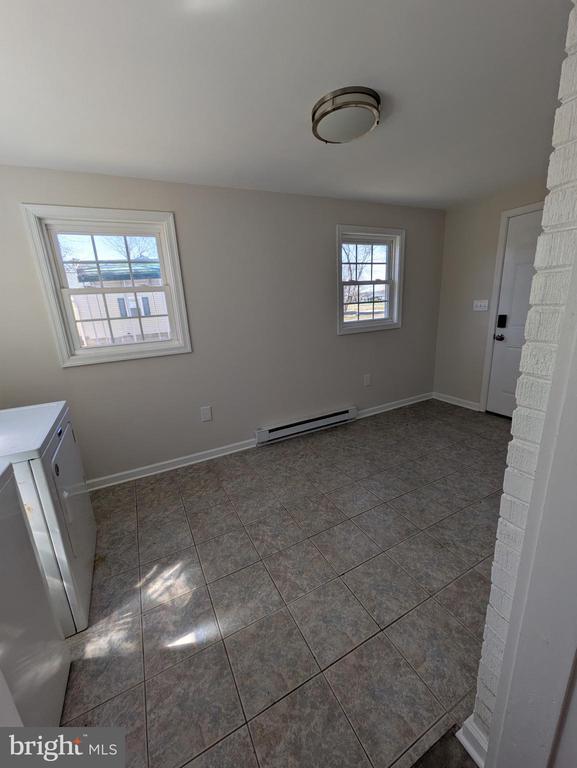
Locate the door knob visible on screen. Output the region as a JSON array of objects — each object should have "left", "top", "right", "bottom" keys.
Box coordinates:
[{"left": 494, "top": 334, "right": 505, "bottom": 341}]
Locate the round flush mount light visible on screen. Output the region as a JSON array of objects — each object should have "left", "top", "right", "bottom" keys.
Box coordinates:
[{"left": 312, "top": 86, "right": 381, "bottom": 144}]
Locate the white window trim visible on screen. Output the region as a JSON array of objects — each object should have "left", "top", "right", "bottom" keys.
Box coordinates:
[
  {"left": 22, "top": 204, "right": 192, "bottom": 367},
  {"left": 336, "top": 224, "right": 405, "bottom": 335}
]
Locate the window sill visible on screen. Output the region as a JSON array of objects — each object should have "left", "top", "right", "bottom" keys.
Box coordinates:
[
  {"left": 338, "top": 321, "right": 401, "bottom": 335},
  {"left": 60, "top": 339, "right": 192, "bottom": 367}
]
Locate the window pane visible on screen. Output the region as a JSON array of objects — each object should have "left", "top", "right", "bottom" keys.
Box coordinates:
[
  {"left": 142, "top": 316, "right": 171, "bottom": 341},
  {"left": 342, "top": 244, "right": 356, "bottom": 264},
  {"left": 70, "top": 294, "right": 106, "bottom": 321},
  {"left": 109, "top": 318, "right": 143, "bottom": 345},
  {"left": 57, "top": 234, "right": 94, "bottom": 262},
  {"left": 359, "top": 285, "right": 374, "bottom": 304},
  {"left": 373, "top": 301, "right": 390, "bottom": 320},
  {"left": 137, "top": 291, "right": 167, "bottom": 316},
  {"left": 374, "top": 284, "right": 390, "bottom": 303},
  {"left": 106, "top": 292, "right": 138, "bottom": 319},
  {"left": 344, "top": 304, "right": 359, "bottom": 322},
  {"left": 372, "top": 263, "right": 387, "bottom": 281},
  {"left": 131, "top": 260, "right": 162, "bottom": 286},
  {"left": 343, "top": 285, "right": 358, "bottom": 304},
  {"left": 76, "top": 320, "right": 112, "bottom": 348},
  {"left": 63, "top": 261, "right": 99, "bottom": 289},
  {"left": 359, "top": 303, "right": 374, "bottom": 320},
  {"left": 357, "top": 244, "right": 372, "bottom": 263},
  {"left": 357, "top": 263, "right": 371, "bottom": 281},
  {"left": 94, "top": 235, "right": 127, "bottom": 261},
  {"left": 127, "top": 236, "right": 159, "bottom": 261},
  {"left": 372, "top": 244, "right": 388, "bottom": 263},
  {"left": 341, "top": 263, "right": 356, "bottom": 282}
]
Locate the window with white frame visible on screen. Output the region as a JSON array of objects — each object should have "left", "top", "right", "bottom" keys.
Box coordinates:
[
  {"left": 337, "top": 225, "right": 405, "bottom": 334},
  {"left": 23, "top": 205, "right": 191, "bottom": 366}
]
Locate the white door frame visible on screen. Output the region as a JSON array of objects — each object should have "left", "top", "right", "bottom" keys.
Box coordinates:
[{"left": 479, "top": 201, "right": 544, "bottom": 412}]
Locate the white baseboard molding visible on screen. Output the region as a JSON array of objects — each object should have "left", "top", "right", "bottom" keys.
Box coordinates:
[
  {"left": 432, "top": 392, "right": 482, "bottom": 412},
  {"left": 457, "top": 715, "right": 488, "bottom": 768},
  {"left": 357, "top": 392, "right": 433, "bottom": 419},
  {"left": 86, "top": 437, "right": 257, "bottom": 491},
  {"left": 86, "top": 391, "right": 436, "bottom": 491}
]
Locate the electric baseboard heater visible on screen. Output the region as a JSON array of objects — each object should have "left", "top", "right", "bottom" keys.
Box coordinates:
[{"left": 255, "top": 406, "right": 358, "bottom": 445}]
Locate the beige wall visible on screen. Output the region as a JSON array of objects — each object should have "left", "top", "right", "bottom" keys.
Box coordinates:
[
  {"left": 434, "top": 178, "right": 547, "bottom": 405},
  {"left": 0, "top": 166, "right": 444, "bottom": 481}
]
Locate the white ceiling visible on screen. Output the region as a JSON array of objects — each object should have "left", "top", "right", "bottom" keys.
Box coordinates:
[{"left": 0, "top": 0, "right": 569, "bottom": 207}]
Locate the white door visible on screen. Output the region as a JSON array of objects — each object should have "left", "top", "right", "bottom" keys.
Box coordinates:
[{"left": 486, "top": 206, "right": 543, "bottom": 417}]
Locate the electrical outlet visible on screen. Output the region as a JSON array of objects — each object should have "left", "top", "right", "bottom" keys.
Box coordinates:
[
  {"left": 473, "top": 299, "right": 489, "bottom": 312},
  {"left": 200, "top": 406, "right": 212, "bottom": 422},
  {"left": 363, "top": 373, "right": 372, "bottom": 387}
]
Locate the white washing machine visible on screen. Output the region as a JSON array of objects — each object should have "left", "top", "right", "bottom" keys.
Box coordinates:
[
  {"left": 0, "top": 402, "right": 96, "bottom": 637},
  {"left": 0, "top": 460, "right": 69, "bottom": 725}
]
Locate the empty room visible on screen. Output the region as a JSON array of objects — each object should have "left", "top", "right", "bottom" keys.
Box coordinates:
[{"left": 1, "top": 2, "right": 577, "bottom": 767}]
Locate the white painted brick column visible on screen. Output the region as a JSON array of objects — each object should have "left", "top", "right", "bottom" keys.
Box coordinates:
[{"left": 467, "top": 2, "right": 577, "bottom": 754}]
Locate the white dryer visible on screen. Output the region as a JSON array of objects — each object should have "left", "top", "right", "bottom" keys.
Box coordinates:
[
  {"left": 0, "top": 402, "right": 96, "bottom": 637},
  {"left": 0, "top": 460, "right": 69, "bottom": 725}
]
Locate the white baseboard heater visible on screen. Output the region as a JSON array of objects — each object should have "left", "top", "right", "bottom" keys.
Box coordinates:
[{"left": 255, "top": 406, "right": 358, "bottom": 445}]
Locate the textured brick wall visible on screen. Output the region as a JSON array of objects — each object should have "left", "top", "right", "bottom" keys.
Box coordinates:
[{"left": 473, "top": 2, "right": 577, "bottom": 739}]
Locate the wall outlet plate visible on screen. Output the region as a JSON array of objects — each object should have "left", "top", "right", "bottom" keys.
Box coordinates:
[
  {"left": 200, "top": 406, "right": 212, "bottom": 422},
  {"left": 473, "top": 299, "right": 489, "bottom": 312},
  {"left": 363, "top": 373, "right": 372, "bottom": 387}
]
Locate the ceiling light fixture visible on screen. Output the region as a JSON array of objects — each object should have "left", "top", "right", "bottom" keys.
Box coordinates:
[{"left": 312, "top": 86, "right": 381, "bottom": 144}]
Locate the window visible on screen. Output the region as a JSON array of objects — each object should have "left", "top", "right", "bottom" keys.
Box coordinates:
[
  {"left": 337, "top": 225, "right": 405, "bottom": 334},
  {"left": 23, "top": 205, "right": 191, "bottom": 366}
]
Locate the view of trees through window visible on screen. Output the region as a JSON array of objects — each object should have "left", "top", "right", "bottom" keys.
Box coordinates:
[
  {"left": 55, "top": 233, "right": 172, "bottom": 348},
  {"left": 341, "top": 241, "right": 390, "bottom": 323}
]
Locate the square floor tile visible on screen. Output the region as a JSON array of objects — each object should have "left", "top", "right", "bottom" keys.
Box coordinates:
[
  {"left": 209, "top": 562, "right": 284, "bottom": 637},
  {"left": 229, "top": 492, "right": 285, "bottom": 525},
  {"left": 250, "top": 675, "right": 370, "bottom": 768},
  {"left": 305, "top": 464, "right": 353, "bottom": 493},
  {"left": 95, "top": 525, "right": 139, "bottom": 579},
  {"left": 474, "top": 556, "right": 493, "bottom": 580},
  {"left": 198, "top": 529, "right": 259, "bottom": 583},
  {"left": 226, "top": 607, "right": 318, "bottom": 718},
  {"left": 360, "top": 472, "right": 412, "bottom": 503},
  {"left": 183, "top": 727, "right": 257, "bottom": 768},
  {"left": 185, "top": 501, "right": 243, "bottom": 544},
  {"left": 428, "top": 496, "right": 499, "bottom": 564},
  {"left": 143, "top": 588, "right": 220, "bottom": 677},
  {"left": 182, "top": 488, "right": 231, "bottom": 515},
  {"left": 263, "top": 540, "right": 336, "bottom": 602},
  {"left": 354, "top": 504, "right": 419, "bottom": 550},
  {"left": 311, "top": 520, "right": 381, "bottom": 574},
  {"left": 284, "top": 494, "right": 346, "bottom": 535},
  {"left": 89, "top": 567, "right": 140, "bottom": 625},
  {"left": 138, "top": 509, "right": 193, "bottom": 564},
  {"left": 63, "top": 685, "right": 147, "bottom": 768},
  {"left": 436, "top": 569, "right": 491, "bottom": 638},
  {"left": 62, "top": 615, "right": 144, "bottom": 722},
  {"left": 326, "top": 483, "right": 382, "bottom": 517},
  {"left": 325, "top": 633, "right": 444, "bottom": 768},
  {"left": 245, "top": 507, "right": 306, "bottom": 557},
  {"left": 388, "top": 485, "right": 459, "bottom": 529},
  {"left": 385, "top": 599, "right": 480, "bottom": 707},
  {"left": 139, "top": 547, "right": 205, "bottom": 612},
  {"left": 387, "top": 532, "right": 468, "bottom": 594},
  {"left": 288, "top": 578, "right": 378, "bottom": 668},
  {"left": 146, "top": 642, "right": 243, "bottom": 768},
  {"left": 343, "top": 553, "right": 428, "bottom": 628}
]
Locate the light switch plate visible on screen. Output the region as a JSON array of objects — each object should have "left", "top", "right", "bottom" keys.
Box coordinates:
[{"left": 473, "top": 299, "right": 489, "bottom": 312}]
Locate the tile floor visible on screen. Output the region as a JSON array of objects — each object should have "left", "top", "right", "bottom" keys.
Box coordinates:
[{"left": 62, "top": 399, "right": 511, "bottom": 768}]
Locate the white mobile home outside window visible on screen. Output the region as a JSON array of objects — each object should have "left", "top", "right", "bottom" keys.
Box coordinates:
[
  {"left": 23, "top": 205, "right": 191, "bottom": 366},
  {"left": 337, "top": 225, "right": 405, "bottom": 334}
]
